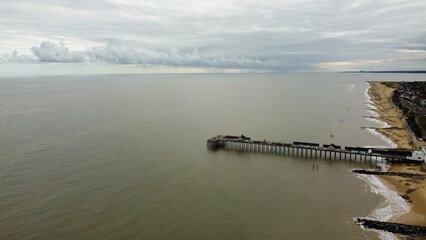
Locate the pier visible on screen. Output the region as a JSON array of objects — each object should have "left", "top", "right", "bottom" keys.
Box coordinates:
[{"left": 207, "top": 135, "right": 422, "bottom": 164}]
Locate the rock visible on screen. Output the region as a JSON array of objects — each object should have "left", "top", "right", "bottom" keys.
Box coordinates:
[{"left": 356, "top": 218, "right": 426, "bottom": 237}]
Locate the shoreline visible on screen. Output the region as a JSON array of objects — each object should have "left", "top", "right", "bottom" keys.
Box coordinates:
[{"left": 366, "top": 81, "right": 426, "bottom": 228}]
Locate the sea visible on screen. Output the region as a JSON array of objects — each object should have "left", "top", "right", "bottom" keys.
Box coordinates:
[{"left": 0, "top": 73, "right": 425, "bottom": 239}]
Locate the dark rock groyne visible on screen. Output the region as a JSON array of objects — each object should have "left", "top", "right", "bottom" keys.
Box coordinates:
[
  {"left": 386, "top": 158, "right": 425, "bottom": 164},
  {"left": 352, "top": 169, "right": 426, "bottom": 178},
  {"left": 356, "top": 218, "right": 426, "bottom": 237}
]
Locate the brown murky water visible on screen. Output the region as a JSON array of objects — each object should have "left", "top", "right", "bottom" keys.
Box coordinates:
[{"left": 1, "top": 73, "right": 425, "bottom": 239}]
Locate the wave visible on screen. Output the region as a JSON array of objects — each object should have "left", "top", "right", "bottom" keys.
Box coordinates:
[
  {"left": 364, "top": 128, "right": 397, "bottom": 149},
  {"left": 364, "top": 118, "right": 391, "bottom": 128},
  {"left": 359, "top": 82, "right": 407, "bottom": 239},
  {"left": 365, "top": 109, "right": 379, "bottom": 117},
  {"left": 343, "top": 83, "right": 356, "bottom": 92},
  {"left": 356, "top": 173, "right": 410, "bottom": 240},
  {"left": 362, "top": 83, "right": 395, "bottom": 146},
  {"left": 364, "top": 84, "right": 381, "bottom": 118},
  {"left": 364, "top": 83, "right": 373, "bottom": 103}
]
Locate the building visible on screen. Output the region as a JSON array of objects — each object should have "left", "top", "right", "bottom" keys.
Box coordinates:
[{"left": 409, "top": 146, "right": 426, "bottom": 163}]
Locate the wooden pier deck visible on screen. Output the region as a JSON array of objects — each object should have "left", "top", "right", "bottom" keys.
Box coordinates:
[{"left": 207, "top": 135, "right": 418, "bottom": 164}]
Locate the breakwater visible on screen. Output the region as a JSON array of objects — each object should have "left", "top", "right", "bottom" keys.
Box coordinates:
[
  {"left": 356, "top": 218, "right": 426, "bottom": 237},
  {"left": 352, "top": 169, "right": 426, "bottom": 177},
  {"left": 208, "top": 135, "right": 419, "bottom": 163}
]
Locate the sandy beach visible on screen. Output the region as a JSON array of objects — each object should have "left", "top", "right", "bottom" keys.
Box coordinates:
[{"left": 367, "top": 81, "right": 426, "bottom": 226}]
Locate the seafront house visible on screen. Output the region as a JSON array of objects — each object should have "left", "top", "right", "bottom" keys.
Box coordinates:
[{"left": 409, "top": 146, "right": 426, "bottom": 166}]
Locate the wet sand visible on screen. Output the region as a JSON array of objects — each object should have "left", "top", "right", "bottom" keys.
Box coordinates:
[{"left": 367, "top": 81, "right": 426, "bottom": 226}]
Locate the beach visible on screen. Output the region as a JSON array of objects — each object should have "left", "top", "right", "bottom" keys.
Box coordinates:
[{"left": 367, "top": 81, "right": 426, "bottom": 227}]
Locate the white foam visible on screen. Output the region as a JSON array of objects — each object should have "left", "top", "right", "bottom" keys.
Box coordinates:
[
  {"left": 364, "top": 118, "right": 390, "bottom": 128},
  {"left": 365, "top": 103, "right": 377, "bottom": 110},
  {"left": 364, "top": 83, "right": 374, "bottom": 103},
  {"left": 364, "top": 84, "right": 378, "bottom": 111},
  {"left": 360, "top": 83, "right": 407, "bottom": 239},
  {"left": 366, "top": 109, "right": 379, "bottom": 117},
  {"left": 356, "top": 174, "right": 410, "bottom": 240},
  {"left": 343, "top": 83, "right": 356, "bottom": 92},
  {"left": 363, "top": 83, "right": 395, "bottom": 146},
  {"left": 365, "top": 127, "right": 397, "bottom": 149},
  {"left": 364, "top": 84, "right": 379, "bottom": 119},
  {"left": 362, "top": 145, "right": 390, "bottom": 149}
]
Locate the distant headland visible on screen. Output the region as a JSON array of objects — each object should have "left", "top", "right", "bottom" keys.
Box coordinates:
[{"left": 342, "top": 71, "right": 426, "bottom": 74}]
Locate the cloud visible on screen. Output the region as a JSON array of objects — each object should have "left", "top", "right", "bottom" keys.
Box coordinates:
[
  {"left": 0, "top": 0, "right": 425, "bottom": 72},
  {"left": 88, "top": 41, "right": 277, "bottom": 69},
  {"left": 31, "top": 41, "right": 85, "bottom": 63},
  {"left": 3, "top": 40, "right": 277, "bottom": 70},
  {"left": 3, "top": 38, "right": 425, "bottom": 72},
  {"left": 1, "top": 50, "right": 36, "bottom": 63}
]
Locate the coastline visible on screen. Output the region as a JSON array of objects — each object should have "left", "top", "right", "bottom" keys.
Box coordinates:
[{"left": 366, "top": 81, "right": 426, "bottom": 227}]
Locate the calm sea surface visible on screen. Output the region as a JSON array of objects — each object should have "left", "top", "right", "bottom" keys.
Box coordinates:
[{"left": 1, "top": 73, "right": 425, "bottom": 239}]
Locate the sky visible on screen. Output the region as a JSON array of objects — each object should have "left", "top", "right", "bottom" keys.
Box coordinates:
[{"left": 0, "top": 0, "right": 425, "bottom": 76}]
